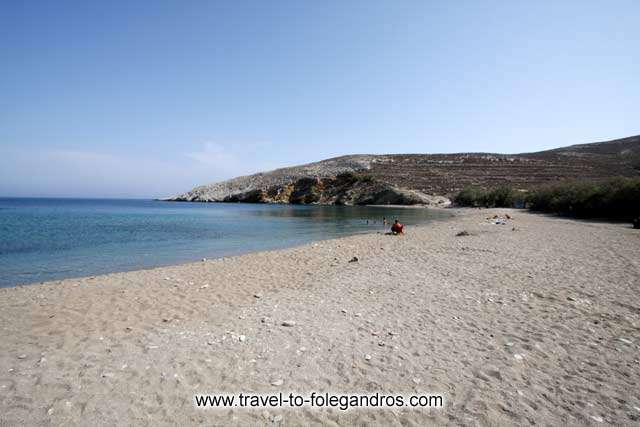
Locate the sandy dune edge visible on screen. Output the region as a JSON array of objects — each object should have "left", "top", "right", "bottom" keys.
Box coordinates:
[{"left": 1, "top": 209, "right": 639, "bottom": 426}]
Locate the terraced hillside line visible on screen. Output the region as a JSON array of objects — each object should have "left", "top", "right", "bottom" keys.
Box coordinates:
[{"left": 169, "top": 135, "right": 640, "bottom": 205}]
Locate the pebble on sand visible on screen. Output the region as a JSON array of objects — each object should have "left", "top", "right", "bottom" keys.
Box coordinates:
[
  {"left": 270, "top": 379, "right": 284, "bottom": 386},
  {"left": 17, "top": 354, "right": 27, "bottom": 359},
  {"left": 364, "top": 354, "right": 372, "bottom": 361},
  {"left": 281, "top": 320, "right": 296, "bottom": 327}
]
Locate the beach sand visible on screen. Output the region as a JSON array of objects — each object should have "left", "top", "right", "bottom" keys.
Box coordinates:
[{"left": 1, "top": 208, "right": 639, "bottom": 426}]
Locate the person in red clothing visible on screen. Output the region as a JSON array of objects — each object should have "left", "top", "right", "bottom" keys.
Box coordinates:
[{"left": 391, "top": 219, "right": 404, "bottom": 235}]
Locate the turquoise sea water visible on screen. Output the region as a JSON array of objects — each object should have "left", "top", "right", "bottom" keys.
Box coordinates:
[{"left": 0, "top": 198, "right": 451, "bottom": 287}]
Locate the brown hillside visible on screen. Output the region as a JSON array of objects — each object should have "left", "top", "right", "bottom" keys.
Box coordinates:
[{"left": 170, "top": 135, "right": 640, "bottom": 204}]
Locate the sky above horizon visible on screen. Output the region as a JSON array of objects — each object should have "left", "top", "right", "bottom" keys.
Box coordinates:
[{"left": 1, "top": 0, "right": 639, "bottom": 198}]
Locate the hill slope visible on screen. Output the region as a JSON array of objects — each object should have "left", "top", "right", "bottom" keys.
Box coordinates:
[{"left": 169, "top": 135, "right": 640, "bottom": 206}]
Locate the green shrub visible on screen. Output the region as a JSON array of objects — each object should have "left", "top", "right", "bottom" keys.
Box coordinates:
[
  {"left": 454, "top": 177, "right": 640, "bottom": 219},
  {"left": 357, "top": 174, "right": 375, "bottom": 183},
  {"left": 454, "top": 187, "right": 483, "bottom": 207},
  {"left": 454, "top": 186, "right": 523, "bottom": 208},
  {"left": 336, "top": 171, "right": 358, "bottom": 182},
  {"left": 527, "top": 177, "right": 640, "bottom": 219},
  {"left": 485, "top": 186, "right": 520, "bottom": 208},
  {"left": 336, "top": 171, "right": 376, "bottom": 184}
]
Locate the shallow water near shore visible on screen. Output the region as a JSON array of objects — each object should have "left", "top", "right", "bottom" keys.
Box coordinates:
[{"left": 0, "top": 198, "right": 451, "bottom": 287}]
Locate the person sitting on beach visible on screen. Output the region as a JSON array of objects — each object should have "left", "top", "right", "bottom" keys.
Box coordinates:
[{"left": 391, "top": 219, "right": 404, "bottom": 235}]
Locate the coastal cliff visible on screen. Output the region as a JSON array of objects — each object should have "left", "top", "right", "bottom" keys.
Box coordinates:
[
  {"left": 173, "top": 172, "right": 450, "bottom": 206},
  {"left": 169, "top": 135, "right": 640, "bottom": 206}
]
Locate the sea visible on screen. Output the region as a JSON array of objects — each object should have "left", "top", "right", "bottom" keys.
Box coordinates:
[{"left": 0, "top": 198, "right": 452, "bottom": 287}]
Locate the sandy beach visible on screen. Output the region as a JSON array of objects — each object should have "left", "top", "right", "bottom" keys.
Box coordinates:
[{"left": 1, "top": 208, "right": 639, "bottom": 426}]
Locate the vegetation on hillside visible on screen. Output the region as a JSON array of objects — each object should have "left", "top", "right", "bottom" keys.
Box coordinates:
[
  {"left": 454, "top": 177, "right": 640, "bottom": 220},
  {"left": 335, "top": 171, "right": 375, "bottom": 183}
]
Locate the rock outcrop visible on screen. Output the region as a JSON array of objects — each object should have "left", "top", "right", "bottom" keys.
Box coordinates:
[
  {"left": 173, "top": 172, "right": 450, "bottom": 207},
  {"left": 169, "top": 135, "right": 640, "bottom": 206}
]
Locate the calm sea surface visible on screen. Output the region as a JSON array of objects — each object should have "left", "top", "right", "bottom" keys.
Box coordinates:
[{"left": 0, "top": 198, "right": 451, "bottom": 287}]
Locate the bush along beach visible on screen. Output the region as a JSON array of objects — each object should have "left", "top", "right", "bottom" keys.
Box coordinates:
[
  {"left": 454, "top": 177, "right": 640, "bottom": 222},
  {"left": 454, "top": 186, "right": 525, "bottom": 209}
]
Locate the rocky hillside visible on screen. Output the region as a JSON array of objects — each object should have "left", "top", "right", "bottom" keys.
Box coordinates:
[{"left": 169, "top": 135, "right": 640, "bottom": 206}]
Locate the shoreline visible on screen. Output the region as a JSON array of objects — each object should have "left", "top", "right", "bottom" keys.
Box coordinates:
[
  {"left": 1, "top": 208, "right": 638, "bottom": 425},
  {"left": 1, "top": 208, "right": 456, "bottom": 289}
]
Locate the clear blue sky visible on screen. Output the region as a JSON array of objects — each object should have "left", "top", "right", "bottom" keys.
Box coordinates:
[{"left": 1, "top": 0, "right": 638, "bottom": 198}]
